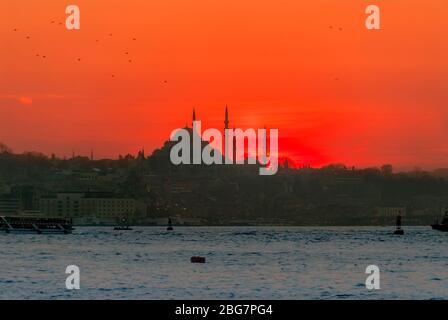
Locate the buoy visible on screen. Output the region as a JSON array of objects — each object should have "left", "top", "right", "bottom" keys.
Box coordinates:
[
  {"left": 393, "top": 213, "right": 404, "bottom": 235},
  {"left": 167, "top": 217, "right": 173, "bottom": 231},
  {"left": 191, "top": 256, "right": 206, "bottom": 263}
]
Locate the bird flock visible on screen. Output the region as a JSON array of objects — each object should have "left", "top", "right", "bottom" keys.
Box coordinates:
[
  {"left": 329, "top": 25, "right": 344, "bottom": 31},
  {"left": 11, "top": 20, "right": 141, "bottom": 79},
  {"left": 10, "top": 19, "right": 343, "bottom": 83},
  {"left": 328, "top": 25, "right": 344, "bottom": 81}
]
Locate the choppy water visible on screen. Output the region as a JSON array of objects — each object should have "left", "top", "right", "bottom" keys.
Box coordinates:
[{"left": 0, "top": 226, "right": 447, "bottom": 299}]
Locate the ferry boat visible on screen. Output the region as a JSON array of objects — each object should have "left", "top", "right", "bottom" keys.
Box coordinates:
[
  {"left": 0, "top": 216, "right": 73, "bottom": 234},
  {"left": 113, "top": 218, "right": 133, "bottom": 231}
]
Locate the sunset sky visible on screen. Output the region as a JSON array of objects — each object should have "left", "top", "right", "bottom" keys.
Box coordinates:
[{"left": 1, "top": 0, "right": 447, "bottom": 170}]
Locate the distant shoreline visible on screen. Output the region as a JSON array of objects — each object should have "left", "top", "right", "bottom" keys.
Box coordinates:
[{"left": 72, "top": 224, "right": 430, "bottom": 227}]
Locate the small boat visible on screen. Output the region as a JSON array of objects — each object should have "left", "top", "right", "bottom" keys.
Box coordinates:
[
  {"left": 114, "top": 218, "right": 133, "bottom": 231},
  {"left": 167, "top": 217, "right": 173, "bottom": 231},
  {"left": 393, "top": 213, "right": 404, "bottom": 235},
  {"left": 431, "top": 212, "right": 448, "bottom": 232},
  {"left": 431, "top": 224, "right": 448, "bottom": 232},
  {"left": 113, "top": 226, "right": 133, "bottom": 231}
]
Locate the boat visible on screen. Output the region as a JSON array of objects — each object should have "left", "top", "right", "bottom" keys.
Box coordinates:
[
  {"left": 167, "top": 217, "right": 173, "bottom": 231},
  {"left": 0, "top": 216, "right": 73, "bottom": 234},
  {"left": 113, "top": 226, "right": 133, "bottom": 231},
  {"left": 431, "top": 224, "right": 448, "bottom": 232},
  {"left": 431, "top": 212, "right": 448, "bottom": 232},
  {"left": 114, "top": 218, "right": 133, "bottom": 231}
]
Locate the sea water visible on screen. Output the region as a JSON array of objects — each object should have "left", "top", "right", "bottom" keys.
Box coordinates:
[{"left": 0, "top": 226, "right": 446, "bottom": 299}]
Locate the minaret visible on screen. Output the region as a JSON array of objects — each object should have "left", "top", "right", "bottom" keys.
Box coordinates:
[
  {"left": 259, "top": 125, "right": 267, "bottom": 165},
  {"left": 233, "top": 126, "right": 237, "bottom": 164},
  {"left": 224, "top": 105, "right": 232, "bottom": 163},
  {"left": 192, "top": 107, "right": 196, "bottom": 127},
  {"left": 90, "top": 149, "right": 93, "bottom": 161},
  {"left": 224, "top": 105, "right": 229, "bottom": 130}
]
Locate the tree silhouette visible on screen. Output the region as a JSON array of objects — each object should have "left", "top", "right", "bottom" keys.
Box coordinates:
[{"left": 0, "top": 142, "right": 12, "bottom": 153}]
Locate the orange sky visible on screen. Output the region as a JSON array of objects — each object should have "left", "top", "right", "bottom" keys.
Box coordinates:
[{"left": 1, "top": 0, "right": 447, "bottom": 170}]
